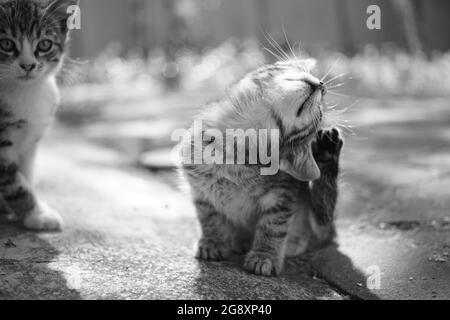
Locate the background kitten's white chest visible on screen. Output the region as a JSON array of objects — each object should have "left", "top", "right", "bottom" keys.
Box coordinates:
[
  {"left": 7, "top": 78, "right": 59, "bottom": 125},
  {"left": 2, "top": 78, "right": 59, "bottom": 153}
]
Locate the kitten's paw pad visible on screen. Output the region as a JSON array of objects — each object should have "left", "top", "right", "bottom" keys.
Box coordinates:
[
  {"left": 312, "top": 128, "right": 343, "bottom": 162},
  {"left": 23, "top": 204, "right": 63, "bottom": 231},
  {"left": 196, "top": 239, "right": 229, "bottom": 261},
  {"left": 244, "top": 252, "right": 281, "bottom": 277}
]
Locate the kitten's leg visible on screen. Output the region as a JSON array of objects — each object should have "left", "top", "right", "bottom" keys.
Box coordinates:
[
  {"left": 308, "top": 128, "right": 343, "bottom": 244},
  {"left": 195, "top": 199, "right": 232, "bottom": 261},
  {"left": 285, "top": 203, "right": 313, "bottom": 257},
  {"left": 23, "top": 199, "right": 63, "bottom": 231},
  {"left": 18, "top": 143, "right": 37, "bottom": 183},
  {"left": 0, "top": 161, "right": 62, "bottom": 231},
  {"left": 0, "top": 112, "right": 62, "bottom": 230},
  {"left": 244, "top": 193, "right": 294, "bottom": 276}
]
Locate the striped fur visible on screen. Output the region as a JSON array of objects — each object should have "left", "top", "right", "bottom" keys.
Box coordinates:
[
  {"left": 182, "top": 60, "right": 343, "bottom": 276},
  {"left": 0, "top": 0, "right": 77, "bottom": 230}
]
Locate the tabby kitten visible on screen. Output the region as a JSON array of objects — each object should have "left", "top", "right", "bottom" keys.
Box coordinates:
[
  {"left": 181, "top": 59, "right": 344, "bottom": 276},
  {"left": 0, "top": 0, "right": 78, "bottom": 230}
]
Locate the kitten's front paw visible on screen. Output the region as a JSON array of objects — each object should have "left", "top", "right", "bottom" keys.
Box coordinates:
[
  {"left": 312, "top": 128, "right": 343, "bottom": 165},
  {"left": 244, "top": 251, "right": 282, "bottom": 277},
  {"left": 23, "top": 202, "right": 63, "bottom": 231},
  {"left": 196, "top": 239, "right": 230, "bottom": 261}
]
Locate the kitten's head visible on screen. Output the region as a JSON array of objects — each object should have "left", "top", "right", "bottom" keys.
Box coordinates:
[
  {"left": 0, "top": 0, "right": 78, "bottom": 86},
  {"left": 230, "top": 59, "right": 327, "bottom": 181}
]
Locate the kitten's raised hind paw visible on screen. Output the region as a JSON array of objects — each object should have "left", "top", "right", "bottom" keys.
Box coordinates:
[
  {"left": 244, "top": 251, "right": 281, "bottom": 277},
  {"left": 196, "top": 239, "right": 230, "bottom": 261},
  {"left": 312, "top": 128, "right": 343, "bottom": 164},
  {"left": 23, "top": 202, "right": 63, "bottom": 231}
]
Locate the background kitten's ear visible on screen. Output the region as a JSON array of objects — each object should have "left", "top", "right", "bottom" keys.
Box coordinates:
[
  {"left": 46, "top": 0, "right": 80, "bottom": 22},
  {"left": 280, "top": 143, "right": 320, "bottom": 181},
  {"left": 44, "top": 0, "right": 80, "bottom": 36},
  {"left": 47, "top": 0, "right": 80, "bottom": 13}
]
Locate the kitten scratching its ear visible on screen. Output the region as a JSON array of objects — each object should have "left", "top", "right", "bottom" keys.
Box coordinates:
[{"left": 280, "top": 141, "right": 320, "bottom": 181}]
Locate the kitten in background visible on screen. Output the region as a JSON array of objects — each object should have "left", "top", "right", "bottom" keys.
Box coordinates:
[{"left": 0, "top": 0, "right": 78, "bottom": 230}]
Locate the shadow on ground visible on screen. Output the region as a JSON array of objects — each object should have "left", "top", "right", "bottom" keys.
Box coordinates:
[
  {"left": 307, "top": 244, "right": 380, "bottom": 300},
  {"left": 192, "top": 254, "right": 346, "bottom": 300},
  {"left": 192, "top": 248, "right": 380, "bottom": 300},
  {"left": 0, "top": 222, "right": 81, "bottom": 300}
]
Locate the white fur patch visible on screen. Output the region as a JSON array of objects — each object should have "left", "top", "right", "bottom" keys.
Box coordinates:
[{"left": 1, "top": 76, "right": 58, "bottom": 158}]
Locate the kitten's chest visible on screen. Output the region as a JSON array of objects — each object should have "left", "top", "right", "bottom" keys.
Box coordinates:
[
  {"left": 205, "top": 168, "right": 264, "bottom": 225},
  {"left": 8, "top": 80, "right": 59, "bottom": 125},
  {"left": 2, "top": 79, "right": 59, "bottom": 150}
]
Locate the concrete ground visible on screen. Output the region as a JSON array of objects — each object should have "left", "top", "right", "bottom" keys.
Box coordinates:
[{"left": 0, "top": 93, "right": 449, "bottom": 299}]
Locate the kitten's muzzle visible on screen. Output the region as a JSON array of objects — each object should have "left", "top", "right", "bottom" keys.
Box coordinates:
[
  {"left": 319, "top": 82, "right": 327, "bottom": 96},
  {"left": 305, "top": 79, "right": 327, "bottom": 96},
  {"left": 20, "top": 63, "right": 37, "bottom": 73}
]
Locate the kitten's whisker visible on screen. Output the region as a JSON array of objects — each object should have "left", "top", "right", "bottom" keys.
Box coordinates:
[
  {"left": 263, "top": 31, "right": 290, "bottom": 61},
  {"left": 324, "top": 73, "right": 346, "bottom": 85},
  {"left": 342, "top": 99, "right": 360, "bottom": 111},
  {"left": 328, "top": 74, "right": 356, "bottom": 90},
  {"left": 292, "top": 42, "right": 302, "bottom": 59},
  {"left": 263, "top": 47, "right": 286, "bottom": 62},
  {"left": 326, "top": 79, "right": 346, "bottom": 88},
  {"left": 262, "top": 31, "right": 284, "bottom": 61},
  {"left": 326, "top": 104, "right": 339, "bottom": 110},
  {"left": 324, "top": 110, "right": 357, "bottom": 136},
  {"left": 327, "top": 91, "right": 352, "bottom": 98},
  {"left": 327, "top": 83, "right": 345, "bottom": 90},
  {"left": 266, "top": 32, "right": 290, "bottom": 61},
  {"left": 321, "top": 57, "right": 341, "bottom": 82},
  {"left": 262, "top": 42, "right": 286, "bottom": 62},
  {"left": 327, "top": 100, "right": 360, "bottom": 117},
  {"left": 282, "top": 26, "right": 297, "bottom": 60}
]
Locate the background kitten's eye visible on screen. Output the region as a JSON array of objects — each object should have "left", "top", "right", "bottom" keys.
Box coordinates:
[
  {"left": 37, "top": 40, "right": 53, "bottom": 52},
  {"left": 0, "top": 39, "right": 15, "bottom": 52}
]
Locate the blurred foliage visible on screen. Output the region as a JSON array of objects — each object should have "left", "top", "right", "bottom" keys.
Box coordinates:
[
  {"left": 60, "top": 39, "right": 450, "bottom": 115},
  {"left": 323, "top": 45, "right": 450, "bottom": 98},
  {"left": 71, "top": 38, "right": 264, "bottom": 91}
]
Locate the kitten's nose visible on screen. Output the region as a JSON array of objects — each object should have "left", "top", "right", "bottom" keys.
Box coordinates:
[
  {"left": 20, "top": 63, "right": 37, "bottom": 72},
  {"left": 318, "top": 81, "right": 327, "bottom": 95}
]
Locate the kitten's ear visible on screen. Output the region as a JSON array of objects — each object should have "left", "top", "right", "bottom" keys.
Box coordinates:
[
  {"left": 46, "top": 0, "right": 80, "bottom": 20},
  {"left": 280, "top": 142, "right": 320, "bottom": 181},
  {"left": 45, "top": 0, "right": 80, "bottom": 35}
]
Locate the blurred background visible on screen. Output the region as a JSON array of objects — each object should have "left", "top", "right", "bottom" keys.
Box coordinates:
[
  {"left": 58, "top": 0, "right": 450, "bottom": 169},
  {"left": 72, "top": 0, "right": 450, "bottom": 57}
]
